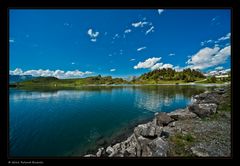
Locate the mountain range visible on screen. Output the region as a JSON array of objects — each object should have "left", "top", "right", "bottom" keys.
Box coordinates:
[{"left": 9, "top": 75, "right": 35, "bottom": 83}]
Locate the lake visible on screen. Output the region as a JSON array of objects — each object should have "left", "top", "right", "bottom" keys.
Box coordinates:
[{"left": 9, "top": 85, "right": 216, "bottom": 157}]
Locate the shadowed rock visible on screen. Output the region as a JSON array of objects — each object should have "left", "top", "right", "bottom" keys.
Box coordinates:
[
  {"left": 149, "top": 137, "right": 168, "bottom": 157},
  {"left": 156, "top": 112, "right": 174, "bottom": 126}
]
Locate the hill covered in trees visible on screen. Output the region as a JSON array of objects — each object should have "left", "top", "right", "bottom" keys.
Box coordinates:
[
  {"left": 10, "top": 68, "right": 229, "bottom": 88},
  {"left": 132, "top": 68, "right": 206, "bottom": 84},
  {"left": 13, "top": 75, "right": 128, "bottom": 88}
]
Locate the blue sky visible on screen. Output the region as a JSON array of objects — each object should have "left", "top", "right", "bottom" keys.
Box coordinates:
[{"left": 9, "top": 9, "right": 231, "bottom": 79}]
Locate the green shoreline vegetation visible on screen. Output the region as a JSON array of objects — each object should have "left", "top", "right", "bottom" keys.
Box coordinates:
[{"left": 10, "top": 68, "right": 231, "bottom": 88}]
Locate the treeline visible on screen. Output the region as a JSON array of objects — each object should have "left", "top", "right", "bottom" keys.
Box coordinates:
[
  {"left": 15, "top": 74, "right": 128, "bottom": 87},
  {"left": 83, "top": 75, "right": 128, "bottom": 84},
  {"left": 138, "top": 68, "right": 206, "bottom": 82}
]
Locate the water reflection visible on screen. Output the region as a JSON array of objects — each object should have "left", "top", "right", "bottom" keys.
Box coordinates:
[
  {"left": 133, "top": 85, "right": 206, "bottom": 112},
  {"left": 10, "top": 90, "right": 95, "bottom": 101}
]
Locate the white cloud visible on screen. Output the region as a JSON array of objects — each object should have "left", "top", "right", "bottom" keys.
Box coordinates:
[
  {"left": 124, "top": 29, "right": 132, "bottom": 33},
  {"left": 201, "top": 39, "right": 213, "bottom": 46},
  {"left": 215, "top": 66, "right": 224, "bottom": 70},
  {"left": 173, "top": 66, "right": 184, "bottom": 72},
  {"left": 134, "top": 57, "right": 161, "bottom": 69},
  {"left": 134, "top": 57, "right": 176, "bottom": 70},
  {"left": 10, "top": 68, "right": 23, "bottom": 75},
  {"left": 201, "top": 33, "right": 230, "bottom": 46},
  {"left": 132, "top": 21, "right": 148, "bottom": 28},
  {"left": 187, "top": 45, "right": 231, "bottom": 69},
  {"left": 150, "top": 63, "right": 163, "bottom": 70},
  {"left": 88, "top": 29, "right": 99, "bottom": 38},
  {"left": 113, "top": 33, "right": 120, "bottom": 40},
  {"left": 211, "top": 16, "right": 220, "bottom": 26},
  {"left": 212, "top": 17, "right": 217, "bottom": 21},
  {"left": 205, "top": 68, "right": 230, "bottom": 76},
  {"left": 158, "top": 9, "right": 164, "bottom": 15},
  {"left": 137, "top": 46, "right": 146, "bottom": 51},
  {"left": 145, "top": 26, "right": 154, "bottom": 35},
  {"left": 110, "top": 69, "right": 116, "bottom": 72},
  {"left": 87, "top": 28, "right": 99, "bottom": 42},
  {"left": 224, "top": 68, "right": 231, "bottom": 73},
  {"left": 10, "top": 68, "right": 93, "bottom": 79},
  {"left": 91, "top": 38, "right": 97, "bottom": 42},
  {"left": 64, "top": 22, "right": 71, "bottom": 27},
  {"left": 9, "top": 39, "right": 15, "bottom": 43},
  {"left": 130, "top": 59, "right": 135, "bottom": 61},
  {"left": 218, "top": 33, "right": 231, "bottom": 41},
  {"left": 151, "top": 63, "right": 173, "bottom": 70},
  {"left": 169, "top": 53, "right": 175, "bottom": 56}
]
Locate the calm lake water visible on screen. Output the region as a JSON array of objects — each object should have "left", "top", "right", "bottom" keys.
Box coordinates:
[{"left": 9, "top": 85, "right": 216, "bottom": 157}]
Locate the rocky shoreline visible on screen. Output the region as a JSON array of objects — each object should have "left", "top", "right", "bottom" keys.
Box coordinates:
[{"left": 84, "top": 86, "right": 231, "bottom": 157}]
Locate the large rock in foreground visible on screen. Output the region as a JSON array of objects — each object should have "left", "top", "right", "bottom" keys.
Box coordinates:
[
  {"left": 188, "top": 90, "right": 223, "bottom": 118},
  {"left": 155, "top": 112, "right": 174, "bottom": 126},
  {"left": 191, "top": 91, "right": 222, "bottom": 105},
  {"left": 188, "top": 103, "right": 217, "bottom": 118},
  {"left": 134, "top": 120, "right": 162, "bottom": 138},
  {"left": 168, "top": 108, "right": 197, "bottom": 120},
  {"left": 148, "top": 137, "right": 168, "bottom": 157}
]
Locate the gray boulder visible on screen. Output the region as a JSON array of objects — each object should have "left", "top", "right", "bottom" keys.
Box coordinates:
[
  {"left": 134, "top": 121, "right": 162, "bottom": 138},
  {"left": 148, "top": 137, "right": 168, "bottom": 157},
  {"left": 84, "top": 154, "right": 96, "bottom": 157},
  {"left": 155, "top": 112, "right": 174, "bottom": 126},
  {"left": 106, "top": 146, "right": 114, "bottom": 155},
  {"left": 96, "top": 147, "right": 104, "bottom": 157},
  {"left": 188, "top": 103, "right": 217, "bottom": 118},
  {"left": 214, "top": 88, "right": 226, "bottom": 95},
  {"left": 137, "top": 136, "right": 152, "bottom": 157},
  {"left": 191, "top": 147, "right": 209, "bottom": 157},
  {"left": 192, "top": 92, "right": 221, "bottom": 105},
  {"left": 169, "top": 121, "right": 176, "bottom": 127},
  {"left": 110, "top": 134, "right": 139, "bottom": 157},
  {"left": 168, "top": 108, "right": 197, "bottom": 120}
]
